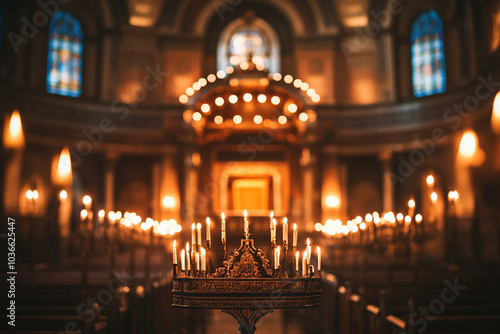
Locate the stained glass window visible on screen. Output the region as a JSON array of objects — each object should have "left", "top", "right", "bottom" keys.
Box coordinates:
[
  {"left": 46, "top": 11, "right": 83, "bottom": 97},
  {"left": 411, "top": 10, "right": 446, "bottom": 98},
  {"left": 228, "top": 26, "right": 269, "bottom": 68}
]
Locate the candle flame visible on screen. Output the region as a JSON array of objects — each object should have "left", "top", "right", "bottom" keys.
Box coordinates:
[
  {"left": 206, "top": 217, "right": 210, "bottom": 224},
  {"left": 283, "top": 217, "right": 287, "bottom": 225},
  {"left": 221, "top": 212, "right": 225, "bottom": 220},
  {"left": 4, "top": 109, "right": 25, "bottom": 149},
  {"left": 186, "top": 242, "right": 190, "bottom": 252},
  {"left": 273, "top": 218, "right": 277, "bottom": 226},
  {"left": 192, "top": 222, "right": 195, "bottom": 230},
  {"left": 270, "top": 211, "right": 274, "bottom": 218},
  {"left": 244, "top": 209, "right": 248, "bottom": 218},
  {"left": 303, "top": 251, "right": 307, "bottom": 258},
  {"left": 173, "top": 240, "right": 176, "bottom": 248},
  {"left": 197, "top": 223, "right": 202, "bottom": 230},
  {"left": 307, "top": 238, "right": 310, "bottom": 246},
  {"left": 293, "top": 223, "right": 297, "bottom": 230},
  {"left": 317, "top": 246, "right": 320, "bottom": 254},
  {"left": 296, "top": 251, "right": 299, "bottom": 258}
]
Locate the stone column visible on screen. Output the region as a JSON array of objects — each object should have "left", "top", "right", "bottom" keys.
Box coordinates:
[{"left": 379, "top": 151, "right": 394, "bottom": 213}]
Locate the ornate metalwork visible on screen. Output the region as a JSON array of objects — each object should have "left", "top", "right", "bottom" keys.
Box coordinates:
[{"left": 172, "top": 238, "right": 322, "bottom": 334}]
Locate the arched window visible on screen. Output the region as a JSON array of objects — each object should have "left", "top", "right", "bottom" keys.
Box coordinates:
[
  {"left": 411, "top": 10, "right": 446, "bottom": 98},
  {"left": 46, "top": 11, "right": 83, "bottom": 97},
  {"left": 218, "top": 17, "right": 280, "bottom": 73}
]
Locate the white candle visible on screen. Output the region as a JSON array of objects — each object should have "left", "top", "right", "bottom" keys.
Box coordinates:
[
  {"left": 197, "top": 223, "right": 202, "bottom": 246},
  {"left": 244, "top": 210, "right": 248, "bottom": 235},
  {"left": 201, "top": 248, "right": 206, "bottom": 271},
  {"left": 195, "top": 252, "right": 200, "bottom": 271},
  {"left": 274, "top": 248, "right": 278, "bottom": 269},
  {"left": 295, "top": 251, "right": 299, "bottom": 271},
  {"left": 186, "top": 243, "right": 191, "bottom": 271},
  {"left": 191, "top": 223, "right": 196, "bottom": 248},
  {"left": 181, "top": 249, "right": 185, "bottom": 271},
  {"left": 206, "top": 217, "right": 211, "bottom": 242},
  {"left": 307, "top": 238, "right": 311, "bottom": 264},
  {"left": 272, "top": 219, "right": 277, "bottom": 243},
  {"left": 293, "top": 223, "right": 298, "bottom": 247},
  {"left": 173, "top": 240, "right": 177, "bottom": 264},
  {"left": 221, "top": 212, "right": 226, "bottom": 242},
  {"left": 283, "top": 217, "right": 288, "bottom": 244},
  {"left": 302, "top": 252, "right": 307, "bottom": 277},
  {"left": 277, "top": 246, "right": 280, "bottom": 267},
  {"left": 317, "top": 246, "right": 321, "bottom": 271},
  {"left": 270, "top": 211, "right": 274, "bottom": 242}
]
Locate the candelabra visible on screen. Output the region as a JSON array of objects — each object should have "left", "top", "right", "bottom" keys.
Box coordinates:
[{"left": 172, "top": 216, "right": 322, "bottom": 334}]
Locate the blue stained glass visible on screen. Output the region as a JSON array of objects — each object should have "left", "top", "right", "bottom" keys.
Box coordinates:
[
  {"left": 411, "top": 10, "right": 446, "bottom": 98},
  {"left": 46, "top": 11, "right": 83, "bottom": 97}
]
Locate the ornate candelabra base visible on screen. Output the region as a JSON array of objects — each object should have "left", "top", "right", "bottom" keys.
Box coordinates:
[{"left": 222, "top": 308, "right": 274, "bottom": 334}]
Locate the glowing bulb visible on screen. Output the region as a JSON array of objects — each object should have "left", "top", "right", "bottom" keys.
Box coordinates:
[
  {"left": 365, "top": 213, "right": 373, "bottom": 222},
  {"left": 287, "top": 103, "right": 298, "bottom": 113},
  {"left": 226, "top": 66, "right": 234, "bottom": 74},
  {"left": 243, "top": 93, "right": 253, "bottom": 102},
  {"left": 98, "top": 210, "right": 105, "bottom": 218},
  {"left": 201, "top": 103, "right": 211, "bottom": 113},
  {"left": 396, "top": 213, "right": 404, "bottom": 221},
  {"left": 307, "top": 88, "right": 316, "bottom": 97},
  {"left": 240, "top": 62, "right": 249, "bottom": 70},
  {"left": 300, "top": 82, "right": 309, "bottom": 91},
  {"left": 217, "top": 70, "right": 226, "bottom": 79},
  {"left": 207, "top": 74, "right": 216, "bottom": 82},
  {"left": 59, "top": 190, "right": 67, "bottom": 200},
  {"left": 80, "top": 209, "right": 88, "bottom": 220},
  {"left": 186, "top": 87, "right": 194, "bottom": 96},
  {"left": 163, "top": 196, "right": 175, "bottom": 208},
  {"left": 192, "top": 82, "right": 201, "bottom": 90},
  {"left": 229, "top": 95, "right": 238, "bottom": 104},
  {"left": 299, "top": 113, "right": 309, "bottom": 122},
  {"left": 192, "top": 112, "right": 202, "bottom": 121},
  {"left": 214, "top": 115, "right": 223, "bottom": 124},
  {"left": 233, "top": 115, "right": 242, "bottom": 124},
  {"left": 284, "top": 75, "right": 293, "bottom": 84},
  {"left": 179, "top": 95, "right": 188, "bottom": 103},
  {"left": 431, "top": 192, "right": 438, "bottom": 202},
  {"left": 326, "top": 195, "right": 340, "bottom": 208},
  {"left": 271, "top": 96, "right": 280, "bottom": 105},
  {"left": 293, "top": 79, "right": 302, "bottom": 88},
  {"left": 278, "top": 115, "right": 287, "bottom": 124},
  {"left": 408, "top": 199, "right": 415, "bottom": 208},
  {"left": 426, "top": 175, "right": 434, "bottom": 185},
  {"left": 253, "top": 115, "right": 263, "bottom": 124},
  {"left": 198, "top": 78, "right": 207, "bottom": 87},
  {"left": 312, "top": 94, "right": 321, "bottom": 103},
  {"left": 215, "top": 97, "right": 224, "bottom": 106},
  {"left": 83, "top": 195, "right": 92, "bottom": 206},
  {"left": 415, "top": 214, "right": 423, "bottom": 223},
  {"left": 257, "top": 94, "right": 267, "bottom": 103},
  {"left": 273, "top": 73, "right": 282, "bottom": 81}
]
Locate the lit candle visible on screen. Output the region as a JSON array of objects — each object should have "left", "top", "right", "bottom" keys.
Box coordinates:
[
  {"left": 307, "top": 238, "right": 311, "bottom": 264},
  {"left": 274, "top": 248, "right": 278, "bottom": 269},
  {"left": 272, "top": 219, "right": 277, "bottom": 243},
  {"left": 186, "top": 242, "right": 191, "bottom": 271},
  {"left": 173, "top": 240, "right": 177, "bottom": 264},
  {"left": 191, "top": 223, "right": 196, "bottom": 248},
  {"left": 195, "top": 252, "right": 200, "bottom": 271},
  {"left": 201, "top": 248, "right": 206, "bottom": 271},
  {"left": 277, "top": 246, "right": 280, "bottom": 267},
  {"left": 293, "top": 223, "right": 298, "bottom": 247},
  {"left": 295, "top": 251, "right": 299, "bottom": 272},
  {"left": 283, "top": 217, "right": 288, "bottom": 244},
  {"left": 244, "top": 210, "right": 249, "bottom": 235},
  {"left": 206, "top": 217, "right": 211, "bottom": 242},
  {"left": 181, "top": 249, "right": 185, "bottom": 271},
  {"left": 221, "top": 212, "right": 226, "bottom": 242},
  {"left": 302, "top": 252, "right": 307, "bottom": 277},
  {"left": 270, "top": 211, "right": 274, "bottom": 242},
  {"left": 197, "top": 223, "right": 202, "bottom": 246},
  {"left": 317, "top": 246, "right": 321, "bottom": 271}
]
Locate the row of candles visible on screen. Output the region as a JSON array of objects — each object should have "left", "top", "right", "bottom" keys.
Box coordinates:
[{"left": 172, "top": 210, "right": 321, "bottom": 277}]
